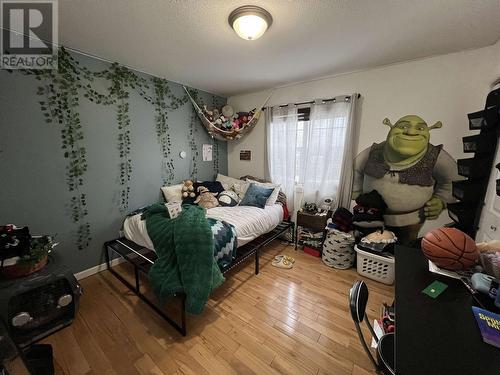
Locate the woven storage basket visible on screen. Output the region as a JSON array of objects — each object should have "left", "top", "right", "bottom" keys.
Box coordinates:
[
  {"left": 354, "top": 245, "right": 395, "bottom": 285},
  {"left": 322, "top": 228, "right": 355, "bottom": 269}
]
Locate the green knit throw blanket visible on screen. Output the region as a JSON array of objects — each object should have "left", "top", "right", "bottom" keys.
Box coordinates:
[{"left": 143, "top": 203, "right": 224, "bottom": 314}]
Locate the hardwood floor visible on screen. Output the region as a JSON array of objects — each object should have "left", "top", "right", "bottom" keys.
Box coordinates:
[{"left": 42, "top": 241, "right": 394, "bottom": 375}]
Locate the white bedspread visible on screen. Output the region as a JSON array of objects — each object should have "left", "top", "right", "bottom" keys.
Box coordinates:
[
  {"left": 206, "top": 204, "right": 283, "bottom": 246},
  {"left": 123, "top": 204, "right": 284, "bottom": 250},
  {"left": 122, "top": 213, "right": 152, "bottom": 250}
]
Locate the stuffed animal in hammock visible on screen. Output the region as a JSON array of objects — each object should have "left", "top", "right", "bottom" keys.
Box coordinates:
[{"left": 194, "top": 186, "right": 219, "bottom": 209}]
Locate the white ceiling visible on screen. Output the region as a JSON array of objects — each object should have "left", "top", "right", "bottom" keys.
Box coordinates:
[{"left": 59, "top": 0, "right": 500, "bottom": 97}]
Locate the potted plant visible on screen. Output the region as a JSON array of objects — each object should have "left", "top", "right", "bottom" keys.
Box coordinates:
[{"left": 1, "top": 227, "right": 56, "bottom": 279}]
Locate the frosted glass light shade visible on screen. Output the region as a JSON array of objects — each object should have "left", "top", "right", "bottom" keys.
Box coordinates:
[{"left": 229, "top": 6, "right": 272, "bottom": 41}]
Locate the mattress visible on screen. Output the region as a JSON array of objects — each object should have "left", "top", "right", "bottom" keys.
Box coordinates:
[
  {"left": 206, "top": 204, "right": 283, "bottom": 246},
  {"left": 123, "top": 204, "right": 284, "bottom": 250}
]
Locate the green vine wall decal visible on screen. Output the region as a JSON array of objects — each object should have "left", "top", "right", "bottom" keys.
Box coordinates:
[
  {"left": 10, "top": 46, "right": 218, "bottom": 250},
  {"left": 211, "top": 95, "right": 225, "bottom": 177},
  {"left": 188, "top": 89, "right": 203, "bottom": 180},
  {"left": 152, "top": 78, "right": 188, "bottom": 185},
  {"left": 93, "top": 64, "right": 150, "bottom": 211},
  {"left": 32, "top": 48, "right": 92, "bottom": 249},
  {"left": 212, "top": 139, "right": 219, "bottom": 176}
]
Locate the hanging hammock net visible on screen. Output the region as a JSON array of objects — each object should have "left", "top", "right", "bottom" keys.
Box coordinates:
[{"left": 183, "top": 86, "right": 272, "bottom": 141}]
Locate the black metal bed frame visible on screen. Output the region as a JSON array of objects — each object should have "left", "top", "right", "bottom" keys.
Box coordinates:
[{"left": 103, "top": 220, "right": 294, "bottom": 336}]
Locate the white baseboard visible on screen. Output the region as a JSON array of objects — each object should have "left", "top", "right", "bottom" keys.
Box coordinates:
[{"left": 74, "top": 258, "right": 124, "bottom": 280}]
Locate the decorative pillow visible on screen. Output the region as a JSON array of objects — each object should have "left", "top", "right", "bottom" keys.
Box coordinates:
[
  {"left": 232, "top": 181, "right": 250, "bottom": 199},
  {"left": 218, "top": 190, "right": 240, "bottom": 207},
  {"left": 246, "top": 178, "right": 280, "bottom": 206},
  {"left": 239, "top": 183, "right": 274, "bottom": 209},
  {"left": 240, "top": 175, "right": 287, "bottom": 206},
  {"left": 216, "top": 173, "right": 249, "bottom": 199},
  {"left": 160, "top": 183, "right": 184, "bottom": 203},
  {"left": 216, "top": 173, "right": 240, "bottom": 190}
]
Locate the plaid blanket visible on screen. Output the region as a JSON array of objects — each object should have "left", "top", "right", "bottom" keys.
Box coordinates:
[{"left": 208, "top": 218, "right": 237, "bottom": 269}]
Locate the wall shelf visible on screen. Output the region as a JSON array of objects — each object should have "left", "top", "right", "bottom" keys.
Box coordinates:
[
  {"left": 457, "top": 156, "right": 493, "bottom": 179},
  {"left": 449, "top": 88, "right": 500, "bottom": 237}
]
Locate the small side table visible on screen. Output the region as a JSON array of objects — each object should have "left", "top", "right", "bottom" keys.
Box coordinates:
[{"left": 295, "top": 210, "right": 332, "bottom": 251}]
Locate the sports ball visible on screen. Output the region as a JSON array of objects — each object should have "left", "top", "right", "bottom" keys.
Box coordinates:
[{"left": 421, "top": 227, "right": 478, "bottom": 270}]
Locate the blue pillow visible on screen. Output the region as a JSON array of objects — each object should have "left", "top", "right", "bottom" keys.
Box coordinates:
[{"left": 239, "top": 183, "right": 274, "bottom": 209}]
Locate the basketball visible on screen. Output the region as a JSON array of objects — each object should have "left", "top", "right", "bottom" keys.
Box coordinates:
[{"left": 421, "top": 227, "right": 478, "bottom": 270}]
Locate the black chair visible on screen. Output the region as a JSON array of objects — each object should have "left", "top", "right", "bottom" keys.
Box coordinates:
[{"left": 349, "top": 280, "right": 395, "bottom": 375}]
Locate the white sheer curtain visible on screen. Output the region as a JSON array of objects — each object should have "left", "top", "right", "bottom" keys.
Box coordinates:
[
  {"left": 336, "top": 95, "right": 359, "bottom": 208},
  {"left": 266, "top": 105, "right": 298, "bottom": 211},
  {"left": 266, "top": 95, "right": 358, "bottom": 212},
  {"left": 300, "top": 99, "right": 347, "bottom": 204}
]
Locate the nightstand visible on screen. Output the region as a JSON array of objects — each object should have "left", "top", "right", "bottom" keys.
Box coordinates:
[{"left": 295, "top": 210, "right": 332, "bottom": 252}]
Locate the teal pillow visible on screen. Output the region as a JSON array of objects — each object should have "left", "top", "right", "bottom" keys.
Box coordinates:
[{"left": 239, "top": 183, "right": 274, "bottom": 209}]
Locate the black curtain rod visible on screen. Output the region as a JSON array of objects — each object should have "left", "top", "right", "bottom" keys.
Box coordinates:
[{"left": 263, "top": 93, "right": 361, "bottom": 110}]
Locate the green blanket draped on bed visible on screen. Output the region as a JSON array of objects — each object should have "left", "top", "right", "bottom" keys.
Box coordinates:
[{"left": 143, "top": 203, "right": 225, "bottom": 314}]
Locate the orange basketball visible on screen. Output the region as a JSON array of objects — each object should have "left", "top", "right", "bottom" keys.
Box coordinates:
[{"left": 421, "top": 227, "right": 478, "bottom": 270}]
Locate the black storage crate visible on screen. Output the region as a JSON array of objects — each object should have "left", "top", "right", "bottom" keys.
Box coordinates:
[
  {"left": 451, "top": 87, "right": 500, "bottom": 237},
  {"left": 457, "top": 157, "right": 493, "bottom": 179},
  {"left": 452, "top": 180, "right": 487, "bottom": 203},
  {"left": 462, "top": 134, "right": 497, "bottom": 154},
  {"left": 447, "top": 202, "right": 478, "bottom": 227},
  {"left": 467, "top": 105, "right": 499, "bottom": 130}
]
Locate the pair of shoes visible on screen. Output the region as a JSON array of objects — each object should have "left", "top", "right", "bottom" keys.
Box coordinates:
[{"left": 272, "top": 255, "right": 295, "bottom": 269}]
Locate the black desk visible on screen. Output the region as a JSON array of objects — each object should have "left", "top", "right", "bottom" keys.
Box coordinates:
[{"left": 395, "top": 246, "right": 500, "bottom": 375}]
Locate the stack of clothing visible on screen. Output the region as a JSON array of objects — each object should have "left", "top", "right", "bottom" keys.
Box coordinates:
[
  {"left": 328, "top": 207, "right": 353, "bottom": 233},
  {"left": 357, "top": 229, "right": 397, "bottom": 256},
  {"left": 298, "top": 228, "right": 324, "bottom": 248},
  {"left": 352, "top": 190, "right": 387, "bottom": 228}
]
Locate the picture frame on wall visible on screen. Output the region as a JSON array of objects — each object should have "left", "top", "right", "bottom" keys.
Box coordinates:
[{"left": 240, "top": 150, "right": 251, "bottom": 161}]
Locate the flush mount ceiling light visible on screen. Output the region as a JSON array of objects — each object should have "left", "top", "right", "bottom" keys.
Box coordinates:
[{"left": 229, "top": 5, "right": 273, "bottom": 41}]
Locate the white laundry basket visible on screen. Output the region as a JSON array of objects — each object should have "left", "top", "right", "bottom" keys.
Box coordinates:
[
  {"left": 322, "top": 228, "right": 355, "bottom": 269},
  {"left": 354, "top": 245, "right": 395, "bottom": 285}
]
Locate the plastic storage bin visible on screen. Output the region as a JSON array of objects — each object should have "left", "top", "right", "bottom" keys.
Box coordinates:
[{"left": 355, "top": 245, "right": 395, "bottom": 285}]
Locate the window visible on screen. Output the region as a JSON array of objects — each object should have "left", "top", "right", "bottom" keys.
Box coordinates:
[{"left": 267, "top": 99, "right": 352, "bottom": 209}]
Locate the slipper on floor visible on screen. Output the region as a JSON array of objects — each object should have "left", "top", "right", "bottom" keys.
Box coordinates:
[
  {"left": 274, "top": 255, "right": 295, "bottom": 264},
  {"left": 272, "top": 257, "right": 294, "bottom": 269}
]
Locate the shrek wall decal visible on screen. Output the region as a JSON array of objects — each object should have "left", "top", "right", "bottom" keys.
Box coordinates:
[{"left": 353, "top": 115, "right": 459, "bottom": 244}]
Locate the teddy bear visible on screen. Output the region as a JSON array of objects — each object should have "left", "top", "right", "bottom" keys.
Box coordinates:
[
  {"left": 194, "top": 186, "right": 219, "bottom": 209},
  {"left": 181, "top": 180, "right": 195, "bottom": 200}
]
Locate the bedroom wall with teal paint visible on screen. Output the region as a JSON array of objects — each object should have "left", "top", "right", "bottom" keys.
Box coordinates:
[{"left": 0, "top": 50, "right": 227, "bottom": 274}]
